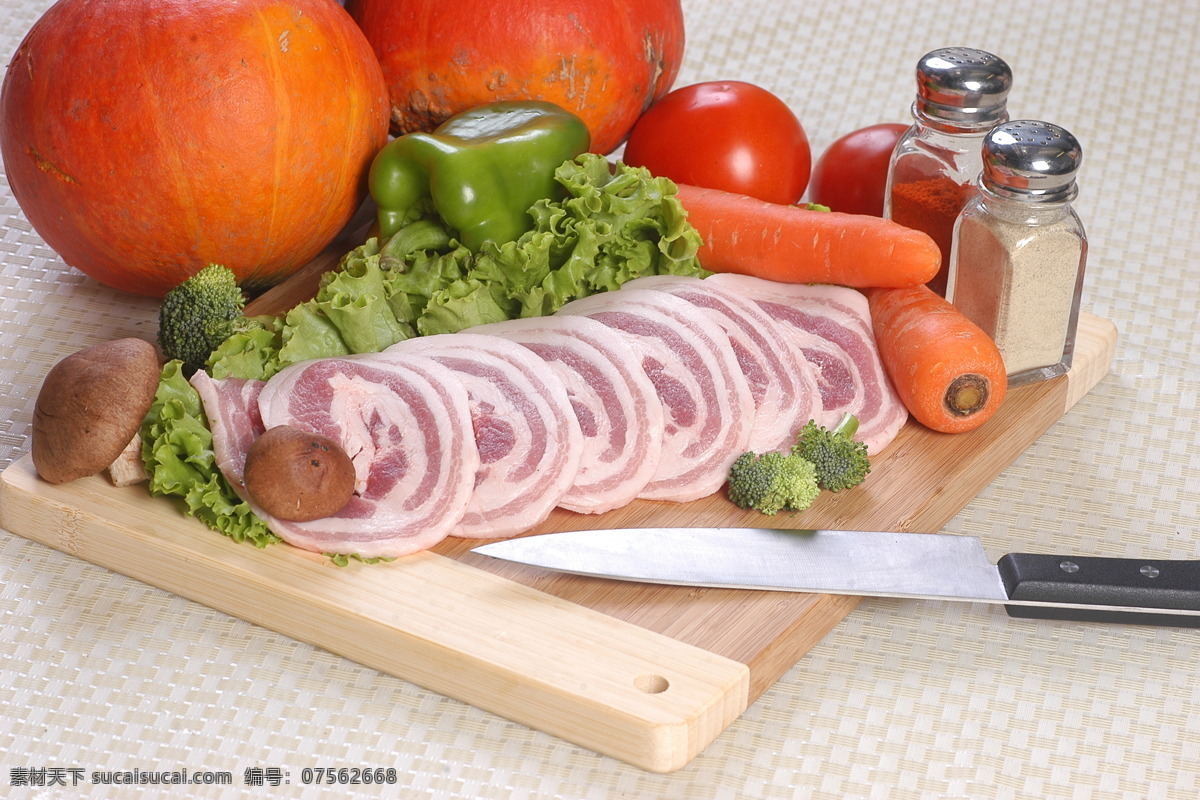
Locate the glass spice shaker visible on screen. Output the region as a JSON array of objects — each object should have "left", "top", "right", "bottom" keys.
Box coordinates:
[
  {"left": 884, "top": 47, "right": 1013, "bottom": 296},
  {"left": 946, "top": 120, "right": 1088, "bottom": 388}
]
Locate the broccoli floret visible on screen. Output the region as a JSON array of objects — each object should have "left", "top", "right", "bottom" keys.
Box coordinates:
[
  {"left": 726, "top": 450, "right": 821, "bottom": 515},
  {"left": 158, "top": 264, "right": 264, "bottom": 376},
  {"left": 792, "top": 413, "right": 871, "bottom": 492}
]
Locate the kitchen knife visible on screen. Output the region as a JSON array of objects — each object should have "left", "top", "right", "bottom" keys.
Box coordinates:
[{"left": 472, "top": 527, "right": 1200, "bottom": 627}]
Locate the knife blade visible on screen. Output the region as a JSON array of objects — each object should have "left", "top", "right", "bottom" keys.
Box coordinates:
[{"left": 472, "top": 527, "right": 1200, "bottom": 627}]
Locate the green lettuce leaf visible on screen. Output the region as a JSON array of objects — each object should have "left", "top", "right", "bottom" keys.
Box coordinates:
[
  {"left": 314, "top": 251, "right": 416, "bottom": 352},
  {"left": 416, "top": 154, "right": 706, "bottom": 333},
  {"left": 140, "top": 360, "right": 278, "bottom": 548},
  {"left": 207, "top": 152, "right": 707, "bottom": 380},
  {"left": 207, "top": 319, "right": 282, "bottom": 380}
]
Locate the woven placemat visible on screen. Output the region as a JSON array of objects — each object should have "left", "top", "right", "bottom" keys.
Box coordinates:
[{"left": 2, "top": 0, "right": 1198, "bottom": 798}]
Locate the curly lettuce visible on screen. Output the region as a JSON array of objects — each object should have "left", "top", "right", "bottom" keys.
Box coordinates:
[
  {"left": 209, "top": 153, "right": 707, "bottom": 381},
  {"left": 139, "top": 360, "right": 279, "bottom": 548}
]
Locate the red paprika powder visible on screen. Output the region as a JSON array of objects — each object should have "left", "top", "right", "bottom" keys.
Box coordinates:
[
  {"left": 884, "top": 47, "right": 1013, "bottom": 296},
  {"left": 888, "top": 176, "right": 975, "bottom": 296}
]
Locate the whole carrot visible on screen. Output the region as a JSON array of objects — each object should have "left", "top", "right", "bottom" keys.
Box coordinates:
[
  {"left": 865, "top": 285, "right": 1007, "bottom": 434},
  {"left": 674, "top": 183, "right": 940, "bottom": 288}
]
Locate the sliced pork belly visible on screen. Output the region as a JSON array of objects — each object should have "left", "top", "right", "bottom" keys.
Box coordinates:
[
  {"left": 557, "top": 288, "right": 753, "bottom": 502},
  {"left": 253, "top": 354, "right": 480, "bottom": 558},
  {"left": 706, "top": 273, "right": 907, "bottom": 454},
  {"left": 622, "top": 274, "right": 823, "bottom": 452},
  {"left": 469, "top": 315, "right": 665, "bottom": 515},
  {"left": 189, "top": 371, "right": 266, "bottom": 497},
  {"left": 382, "top": 333, "right": 583, "bottom": 538}
]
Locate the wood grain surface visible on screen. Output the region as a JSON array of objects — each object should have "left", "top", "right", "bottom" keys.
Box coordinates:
[{"left": 0, "top": 220, "right": 1117, "bottom": 771}]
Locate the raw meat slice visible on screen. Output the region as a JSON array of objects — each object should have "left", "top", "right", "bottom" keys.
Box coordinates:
[
  {"left": 557, "top": 288, "right": 753, "bottom": 502},
  {"left": 706, "top": 273, "right": 907, "bottom": 454},
  {"left": 621, "top": 274, "right": 823, "bottom": 452},
  {"left": 382, "top": 333, "right": 583, "bottom": 538},
  {"left": 469, "top": 314, "right": 665, "bottom": 514},
  {"left": 189, "top": 371, "right": 266, "bottom": 497},
  {"left": 253, "top": 354, "right": 480, "bottom": 558}
]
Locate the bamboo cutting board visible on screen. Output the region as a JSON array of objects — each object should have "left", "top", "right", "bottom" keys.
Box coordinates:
[{"left": 0, "top": 228, "right": 1117, "bottom": 772}]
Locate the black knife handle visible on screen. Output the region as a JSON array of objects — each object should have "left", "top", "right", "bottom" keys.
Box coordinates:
[{"left": 998, "top": 553, "right": 1200, "bottom": 627}]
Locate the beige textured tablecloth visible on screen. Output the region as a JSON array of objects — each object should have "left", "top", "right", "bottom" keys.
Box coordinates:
[{"left": 3, "top": 1, "right": 1198, "bottom": 798}]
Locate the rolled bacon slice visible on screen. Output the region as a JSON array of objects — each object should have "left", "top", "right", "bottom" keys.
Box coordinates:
[
  {"left": 706, "top": 273, "right": 908, "bottom": 454},
  {"left": 621, "top": 274, "right": 823, "bottom": 452},
  {"left": 557, "top": 287, "right": 753, "bottom": 502},
  {"left": 189, "top": 371, "right": 267, "bottom": 499},
  {"left": 469, "top": 314, "right": 665, "bottom": 515},
  {"left": 382, "top": 333, "right": 583, "bottom": 538},
  {"left": 253, "top": 354, "right": 480, "bottom": 558}
]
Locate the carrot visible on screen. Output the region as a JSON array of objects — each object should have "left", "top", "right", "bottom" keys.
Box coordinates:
[
  {"left": 674, "top": 182, "right": 941, "bottom": 288},
  {"left": 865, "top": 285, "right": 1007, "bottom": 434}
]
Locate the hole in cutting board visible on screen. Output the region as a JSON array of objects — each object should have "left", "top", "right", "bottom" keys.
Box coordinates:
[{"left": 634, "top": 673, "right": 669, "bottom": 694}]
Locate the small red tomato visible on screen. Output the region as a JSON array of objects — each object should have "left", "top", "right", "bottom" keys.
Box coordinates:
[
  {"left": 808, "top": 123, "right": 909, "bottom": 216},
  {"left": 623, "top": 81, "right": 811, "bottom": 205}
]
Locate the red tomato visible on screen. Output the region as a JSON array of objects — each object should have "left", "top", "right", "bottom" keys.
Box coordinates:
[
  {"left": 623, "top": 81, "right": 811, "bottom": 205},
  {"left": 808, "top": 123, "right": 908, "bottom": 216}
]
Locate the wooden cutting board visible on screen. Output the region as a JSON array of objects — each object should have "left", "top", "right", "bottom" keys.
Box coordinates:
[{"left": 0, "top": 225, "right": 1117, "bottom": 772}]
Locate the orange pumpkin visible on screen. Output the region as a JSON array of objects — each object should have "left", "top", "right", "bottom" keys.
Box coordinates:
[
  {"left": 0, "top": 0, "right": 391, "bottom": 298},
  {"left": 344, "top": 0, "right": 686, "bottom": 156}
]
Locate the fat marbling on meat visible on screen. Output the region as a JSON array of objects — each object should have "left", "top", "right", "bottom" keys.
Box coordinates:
[
  {"left": 252, "top": 353, "right": 480, "bottom": 558},
  {"left": 706, "top": 273, "right": 907, "bottom": 454},
  {"left": 620, "top": 274, "right": 823, "bottom": 452},
  {"left": 382, "top": 333, "right": 583, "bottom": 538},
  {"left": 557, "top": 287, "right": 753, "bottom": 502},
  {"left": 468, "top": 315, "right": 665, "bottom": 515},
  {"left": 189, "top": 371, "right": 266, "bottom": 500}
]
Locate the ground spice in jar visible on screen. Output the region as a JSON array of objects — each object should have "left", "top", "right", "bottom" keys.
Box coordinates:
[
  {"left": 945, "top": 120, "right": 1088, "bottom": 388},
  {"left": 885, "top": 48, "right": 1012, "bottom": 296},
  {"left": 950, "top": 214, "right": 1084, "bottom": 377},
  {"left": 889, "top": 176, "right": 975, "bottom": 296}
]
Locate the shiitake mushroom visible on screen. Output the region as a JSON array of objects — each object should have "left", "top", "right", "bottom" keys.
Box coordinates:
[
  {"left": 32, "top": 338, "right": 161, "bottom": 484},
  {"left": 243, "top": 425, "right": 355, "bottom": 521}
]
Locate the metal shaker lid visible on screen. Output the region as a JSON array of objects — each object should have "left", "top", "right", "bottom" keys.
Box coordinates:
[
  {"left": 981, "top": 120, "right": 1083, "bottom": 203},
  {"left": 914, "top": 47, "right": 1012, "bottom": 129}
]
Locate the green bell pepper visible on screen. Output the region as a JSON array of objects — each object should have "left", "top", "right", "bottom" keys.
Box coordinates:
[{"left": 368, "top": 101, "right": 591, "bottom": 252}]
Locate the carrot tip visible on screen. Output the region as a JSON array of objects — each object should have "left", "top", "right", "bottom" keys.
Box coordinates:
[{"left": 944, "top": 374, "right": 990, "bottom": 416}]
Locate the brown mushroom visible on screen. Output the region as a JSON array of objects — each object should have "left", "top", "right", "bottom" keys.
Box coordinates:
[
  {"left": 32, "top": 338, "right": 162, "bottom": 485},
  {"left": 243, "top": 425, "right": 356, "bottom": 521}
]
